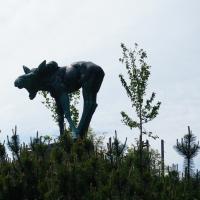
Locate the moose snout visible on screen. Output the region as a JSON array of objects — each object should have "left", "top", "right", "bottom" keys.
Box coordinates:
[
  {"left": 14, "top": 79, "right": 18, "bottom": 87},
  {"left": 14, "top": 79, "right": 22, "bottom": 89}
]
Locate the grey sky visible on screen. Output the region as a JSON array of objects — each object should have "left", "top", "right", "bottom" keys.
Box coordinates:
[{"left": 0, "top": 0, "right": 200, "bottom": 169}]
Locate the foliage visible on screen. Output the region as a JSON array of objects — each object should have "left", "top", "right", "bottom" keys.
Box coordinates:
[
  {"left": 39, "top": 90, "right": 80, "bottom": 127},
  {"left": 174, "top": 126, "right": 200, "bottom": 181},
  {"left": 0, "top": 129, "right": 200, "bottom": 200},
  {"left": 119, "top": 43, "right": 161, "bottom": 135},
  {"left": 119, "top": 43, "right": 161, "bottom": 176}
]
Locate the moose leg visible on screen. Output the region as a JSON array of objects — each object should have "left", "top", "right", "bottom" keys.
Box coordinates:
[
  {"left": 58, "top": 93, "right": 78, "bottom": 138},
  {"left": 77, "top": 92, "right": 97, "bottom": 138},
  {"left": 78, "top": 68, "right": 104, "bottom": 138},
  {"left": 55, "top": 102, "right": 64, "bottom": 135}
]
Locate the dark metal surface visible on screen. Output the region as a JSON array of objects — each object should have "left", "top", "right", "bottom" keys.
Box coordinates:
[{"left": 14, "top": 60, "right": 105, "bottom": 138}]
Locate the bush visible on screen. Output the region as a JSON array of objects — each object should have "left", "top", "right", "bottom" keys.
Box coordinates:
[{"left": 0, "top": 129, "right": 199, "bottom": 200}]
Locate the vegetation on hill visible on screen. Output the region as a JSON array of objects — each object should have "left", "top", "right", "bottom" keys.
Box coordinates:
[{"left": 0, "top": 129, "right": 200, "bottom": 200}]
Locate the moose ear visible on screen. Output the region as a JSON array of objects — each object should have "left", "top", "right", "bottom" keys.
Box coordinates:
[
  {"left": 23, "top": 66, "right": 31, "bottom": 74},
  {"left": 38, "top": 60, "right": 46, "bottom": 72}
]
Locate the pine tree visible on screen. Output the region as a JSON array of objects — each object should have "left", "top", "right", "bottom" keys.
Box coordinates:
[{"left": 174, "top": 126, "right": 200, "bottom": 181}]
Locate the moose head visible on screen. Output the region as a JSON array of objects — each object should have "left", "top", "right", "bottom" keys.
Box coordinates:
[
  {"left": 14, "top": 60, "right": 58, "bottom": 100},
  {"left": 14, "top": 60, "right": 46, "bottom": 99}
]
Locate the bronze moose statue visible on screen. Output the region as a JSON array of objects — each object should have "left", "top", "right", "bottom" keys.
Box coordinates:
[{"left": 14, "top": 60, "right": 105, "bottom": 139}]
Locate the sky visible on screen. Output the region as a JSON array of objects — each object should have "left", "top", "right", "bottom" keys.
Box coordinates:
[{"left": 0, "top": 0, "right": 200, "bottom": 169}]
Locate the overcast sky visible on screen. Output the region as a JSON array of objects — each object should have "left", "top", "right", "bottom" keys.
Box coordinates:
[{"left": 0, "top": 0, "right": 200, "bottom": 169}]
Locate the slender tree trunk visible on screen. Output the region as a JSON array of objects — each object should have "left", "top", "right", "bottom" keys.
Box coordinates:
[
  {"left": 161, "top": 139, "right": 165, "bottom": 176},
  {"left": 146, "top": 140, "right": 150, "bottom": 174},
  {"left": 187, "top": 126, "right": 191, "bottom": 182},
  {"left": 187, "top": 158, "right": 190, "bottom": 182},
  {"left": 139, "top": 104, "right": 143, "bottom": 176}
]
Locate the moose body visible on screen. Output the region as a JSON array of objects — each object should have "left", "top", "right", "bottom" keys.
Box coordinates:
[{"left": 14, "top": 60, "right": 105, "bottom": 138}]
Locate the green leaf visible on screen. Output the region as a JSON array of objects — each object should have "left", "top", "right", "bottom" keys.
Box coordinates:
[{"left": 121, "top": 111, "right": 139, "bottom": 129}]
